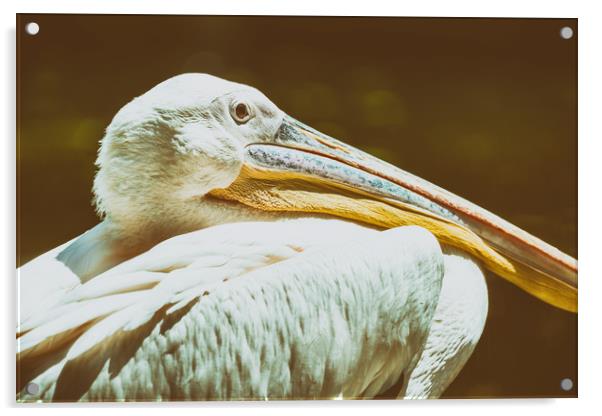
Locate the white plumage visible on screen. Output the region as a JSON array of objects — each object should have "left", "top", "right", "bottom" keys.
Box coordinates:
[{"left": 19, "top": 219, "right": 486, "bottom": 400}]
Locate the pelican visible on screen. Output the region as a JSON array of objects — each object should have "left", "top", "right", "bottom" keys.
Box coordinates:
[{"left": 17, "top": 74, "right": 577, "bottom": 402}]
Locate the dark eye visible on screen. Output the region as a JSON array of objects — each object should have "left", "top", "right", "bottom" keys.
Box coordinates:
[{"left": 231, "top": 101, "right": 252, "bottom": 123}]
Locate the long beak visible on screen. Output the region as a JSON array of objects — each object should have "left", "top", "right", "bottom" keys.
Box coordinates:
[{"left": 211, "top": 116, "right": 577, "bottom": 312}]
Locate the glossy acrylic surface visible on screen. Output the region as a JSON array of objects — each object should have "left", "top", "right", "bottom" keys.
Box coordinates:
[{"left": 17, "top": 15, "right": 577, "bottom": 401}]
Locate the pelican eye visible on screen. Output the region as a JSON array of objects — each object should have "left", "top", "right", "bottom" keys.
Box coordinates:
[{"left": 231, "top": 101, "right": 253, "bottom": 123}]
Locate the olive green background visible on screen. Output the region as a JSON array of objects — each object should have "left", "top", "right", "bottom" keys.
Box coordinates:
[{"left": 17, "top": 15, "right": 577, "bottom": 398}]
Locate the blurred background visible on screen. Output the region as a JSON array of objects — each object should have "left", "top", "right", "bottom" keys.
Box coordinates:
[{"left": 17, "top": 15, "right": 577, "bottom": 398}]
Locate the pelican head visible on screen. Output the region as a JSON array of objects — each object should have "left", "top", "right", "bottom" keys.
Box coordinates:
[
  {"left": 91, "top": 73, "right": 577, "bottom": 312},
  {"left": 93, "top": 74, "right": 284, "bottom": 236}
]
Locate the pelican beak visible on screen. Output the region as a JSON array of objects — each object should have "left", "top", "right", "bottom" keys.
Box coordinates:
[{"left": 211, "top": 116, "right": 577, "bottom": 312}]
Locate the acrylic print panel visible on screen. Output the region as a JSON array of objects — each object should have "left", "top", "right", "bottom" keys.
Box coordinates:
[{"left": 16, "top": 14, "right": 577, "bottom": 402}]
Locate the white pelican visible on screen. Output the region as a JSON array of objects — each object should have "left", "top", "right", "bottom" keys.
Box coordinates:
[{"left": 17, "top": 74, "right": 577, "bottom": 402}]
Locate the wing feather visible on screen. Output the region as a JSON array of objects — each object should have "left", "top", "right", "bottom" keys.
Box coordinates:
[{"left": 18, "top": 222, "right": 444, "bottom": 402}]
